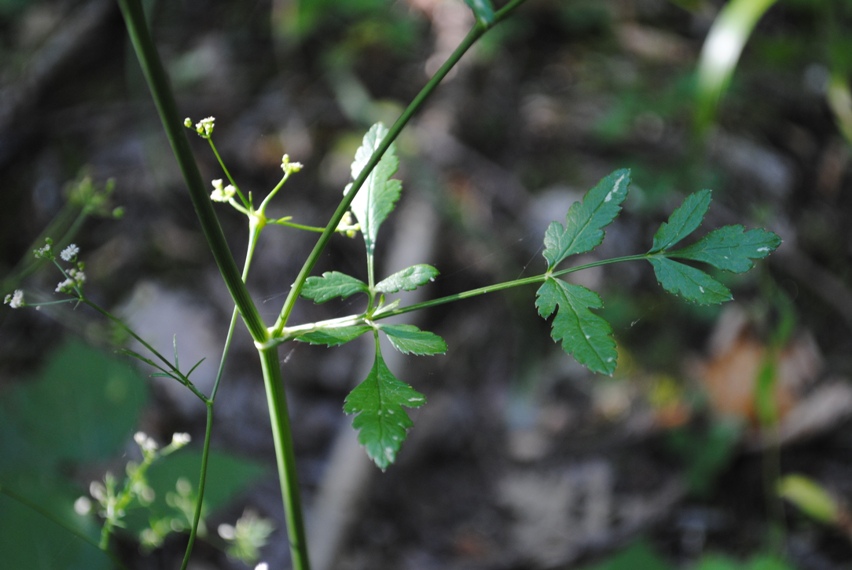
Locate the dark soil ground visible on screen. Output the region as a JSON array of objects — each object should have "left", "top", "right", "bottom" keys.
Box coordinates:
[{"left": 2, "top": 1, "right": 852, "bottom": 569}]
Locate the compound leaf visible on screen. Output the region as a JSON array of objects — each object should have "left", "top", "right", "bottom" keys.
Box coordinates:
[
  {"left": 670, "top": 225, "right": 782, "bottom": 273},
  {"left": 650, "top": 189, "right": 712, "bottom": 252},
  {"left": 345, "top": 122, "right": 402, "bottom": 256},
  {"left": 295, "top": 326, "right": 371, "bottom": 346},
  {"left": 464, "top": 0, "right": 495, "bottom": 25},
  {"left": 543, "top": 169, "right": 631, "bottom": 269},
  {"left": 344, "top": 347, "right": 426, "bottom": 470},
  {"left": 376, "top": 264, "right": 439, "bottom": 294},
  {"left": 379, "top": 324, "right": 447, "bottom": 356},
  {"left": 302, "top": 271, "right": 368, "bottom": 303},
  {"left": 535, "top": 278, "right": 618, "bottom": 375},
  {"left": 649, "top": 256, "right": 732, "bottom": 304}
]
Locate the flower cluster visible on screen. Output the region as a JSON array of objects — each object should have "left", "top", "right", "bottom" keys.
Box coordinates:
[
  {"left": 3, "top": 289, "right": 24, "bottom": 309},
  {"left": 55, "top": 266, "right": 86, "bottom": 294},
  {"left": 210, "top": 178, "right": 237, "bottom": 202},
  {"left": 336, "top": 211, "right": 359, "bottom": 238},
  {"left": 281, "top": 154, "right": 303, "bottom": 176},
  {"left": 186, "top": 116, "right": 216, "bottom": 138}
]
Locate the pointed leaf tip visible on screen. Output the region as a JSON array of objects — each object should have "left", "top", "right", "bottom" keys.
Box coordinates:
[
  {"left": 670, "top": 225, "right": 782, "bottom": 273},
  {"left": 650, "top": 189, "right": 712, "bottom": 253},
  {"left": 344, "top": 349, "right": 426, "bottom": 469},
  {"left": 535, "top": 278, "right": 618, "bottom": 375},
  {"left": 649, "top": 256, "right": 732, "bottom": 304},
  {"left": 542, "top": 169, "right": 631, "bottom": 269}
]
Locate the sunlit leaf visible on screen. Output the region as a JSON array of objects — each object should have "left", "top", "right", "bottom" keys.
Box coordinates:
[
  {"left": 669, "top": 225, "right": 781, "bottom": 273},
  {"left": 295, "top": 326, "right": 371, "bottom": 346},
  {"left": 375, "top": 264, "right": 439, "bottom": 294},
  {"left": 535, "top": 277, "right": 617, "bottom": 375},
  {"left": 379, "top": 324, "right": 447, "bottom": 355},
  {"left": 648, "top": 256, "right": 731, "bottom": 304},
  {"left": 301, "top": 271, "right": 368, "bottom": 303},
  {"left": 345, "top": 122, "right": 402, "bottom": 256},
  {"left": 344, "top": 346, "right": 426, "bottom": 470},
  {"left": 543, "top": 169, "right": 630, "bottom": 269},
  {"left": 650, "top": 190, "right": 712, "bottom": 253}
]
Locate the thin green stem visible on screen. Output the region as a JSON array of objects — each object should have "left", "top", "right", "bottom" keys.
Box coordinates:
[
  {"left": 258, "top": 347, "right": 310, "bottom": 570},
  {"left": 83, "top": 299, "right": 209, "bottom": 402},
  {"left": 117, "top": 0, "right": 267, "bottom": 344},
  {"left": 270, "top": 218, "right": 326, "bottom": 233},
  {"left": 271, "top": 0, "right": 530, "bottom": 337},
  {"left": 365, "top": 253, "right": 650, "bottom": 320},
  {"left": 180, "top": 402, "right": 214, "bottom": 570},
  {"left": 207, "top": 139, "right": 250, "bottom": 208}
]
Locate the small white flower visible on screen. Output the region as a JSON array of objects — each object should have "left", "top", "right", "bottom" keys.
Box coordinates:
[
  {"left": 133, "top": 431, "right": 158, "bottom": 453},
  {"left": 171, "top": 432, "right": 191, "bottom": 447},
  {"left": 4, "top": 289, "right": 24, "bottom": 308},
  {"left": 210, "top": 179, "right": 236, "bottom": 202},
  {"left": 60, "top": 244, "right": 79, "bottom": 261},
  {"left": 74, "top": 496, "right": 92, "bottom": 515},
  {"left": 255, "top": 564, "right": 269, "bottom": 570}
]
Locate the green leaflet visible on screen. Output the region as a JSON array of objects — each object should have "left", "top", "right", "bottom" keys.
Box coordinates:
[
  {"left": 535, "top": 277, "right": 618, "bottom": 375},
  {"left": 344, "top": 345, "right": 426, "bottom": 470},
  {"left": 375, "top": 264, "right": 439, "bottom": 294},
  {"left": 301, "top": 271, "right": 368, "bottom": 303},
  {"left": 295, "top": 326, "right": 371, "bottom": 346},
  {"left": 650, "top": 190, "right": 712, "bottom": 253},
  {"left": 345, "top": 122, "right": 402, "bottom": 256},
  {"left": 669, "top": 225, "right": 782, "bottom": 273},
  {"left": 379, "top": 324, "right": 447, "bottom": 355},
  {"left": 649, "top": 256, "right": 732, "bottom": 304},
  {"left": 543, "top": 169, "right": 631, "bottom": 269},
  {"left": 464, "top": 0, "right": 495, "bottom": 25}
]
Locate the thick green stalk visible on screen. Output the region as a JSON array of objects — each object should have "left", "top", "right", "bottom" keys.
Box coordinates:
[
  {"left": 271, "top": 0, "right": 530, "bottom": 336},
  {"left": 258, "top": 347, "right": 310, "bottom": 570},
  {"left": 116, "top": 0, "right": 266, "bottom": 343}
]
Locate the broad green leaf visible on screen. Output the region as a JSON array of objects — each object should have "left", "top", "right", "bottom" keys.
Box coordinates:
[
  {"left": 375, "top": 264, "right": 439, "bottom": 294},
  {"left": 464, "top": 0, "right": 495, "bottom": 25},
  {"left": 650, "top": 190, "right": 712, "bottom": 252},
  {"left": 345, "top": 122, "right": 402, "bottom": 255},
  {"left": 379, "top": 324, "right": 447, "bottom": 355},
  {"left": 535, "top": 277, "right": 618, "bottom": 375},
  {"left": 301, "top": 271, "right": 368, "bottom": 303},
  {"left": 344, "top": 348, "right": 426, "bottom": 470},
  {"left": 543, "top": 169, "right": 631, "bottom": 269},
  {"left": 670, "top": 225, "right": 782, "bottom": 273},
  {"left": 0, "top": 339, "right": 147, "bottom": 470},
  {"left": 295, "top": 326, "right": 371, "bottom": 346},
  {"left": 648, "top": 256, "right": 732, "bottom": 304}
]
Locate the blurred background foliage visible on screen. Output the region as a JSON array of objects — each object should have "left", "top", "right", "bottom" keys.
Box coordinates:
[{"left": 1, "top": 0, "right": 852, "bottom": 568}]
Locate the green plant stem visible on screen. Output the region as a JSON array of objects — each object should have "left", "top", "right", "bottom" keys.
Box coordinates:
[
  {"left": 116, "top": 0, "right": 266, "bottom": 344},
  {"left": 271, "top": 0, "right": 531, "bottom": 337},
  {"left": 83, "top": 299, "right": 209, "bottom": 402},
  {"left": 180, "top": 403, "right": 214, "bottom": 570},
  {"left": 258, "top": 346, "right": 310, "bottom": 570},
  {"left": 270, "top": 253, "right": 650, "bottom": 345}
]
